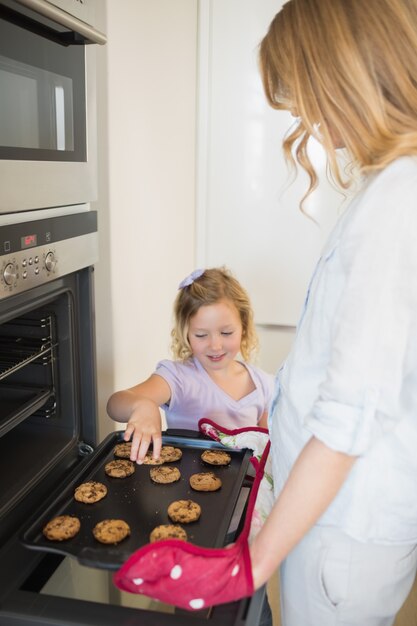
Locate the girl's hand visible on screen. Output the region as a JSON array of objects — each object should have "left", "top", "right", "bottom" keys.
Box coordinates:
[
  {"left": 107, "top": 374, "right": 171, "bottom": 463},
  {"left": 123, "top": 399, "right": 162, "bottom": 463}
]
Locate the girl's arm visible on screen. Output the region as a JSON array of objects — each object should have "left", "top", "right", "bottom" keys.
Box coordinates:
[
  {"left": 250, "top": 436, "right": 357, "bottom": 587},
  {"left": 106, "top": 374, "right": 171, "bottom": 463}
]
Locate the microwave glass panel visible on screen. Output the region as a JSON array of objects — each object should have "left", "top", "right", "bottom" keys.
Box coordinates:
[
  {"left": 0, "top": 55, "right": 74, "bottom": 151},
  {"left": 0, "top": 12, "right": 86, "bottom": 162}
]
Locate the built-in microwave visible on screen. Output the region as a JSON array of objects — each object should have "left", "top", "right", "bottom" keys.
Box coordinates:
[{"left": 0, "top": 0, "right": 106, "bottom": 214}]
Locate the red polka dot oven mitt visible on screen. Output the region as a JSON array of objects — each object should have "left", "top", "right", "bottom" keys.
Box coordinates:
[
  {"left": 114, "top": 536, "right": 254, "bottom": 610},
  {"left": 113, "top": 420, "right": 271, "bottom": 611}
]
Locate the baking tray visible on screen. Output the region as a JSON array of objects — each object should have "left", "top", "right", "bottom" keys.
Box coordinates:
[{"left": 21, "top": 430, "right": 252, "bottom": 570}]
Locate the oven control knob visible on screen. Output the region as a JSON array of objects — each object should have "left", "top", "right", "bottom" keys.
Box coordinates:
[
  {"left": 3, "top": 262, "right": 17, "bottom": 286},
  {"left": 44, "top": 251, "right": 56, "bottom": 272}
]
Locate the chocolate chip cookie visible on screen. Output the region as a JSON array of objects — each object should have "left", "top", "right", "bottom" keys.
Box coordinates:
[
  {"left": 43, "top": 515, "right": 81, "bottom": 541},
  {"left": 142, "top": 445, "right": 182, "bottom": 465},
  {"left": 167, "top": 499, "right": 201, "bottom": 523},
  {"left": 150, "top": 524, "right": 188, "bottom": 543},
  {"left": 114, "top": 442, "right": 132, "bottom": 459},
  {"left": 104, "top": 459, "right": 135, "bottom": 478},
  {"left": 150, "top": 466, "right": 181, "bottom": 484},
  {"left": 160, "top": 446, "right": 182, "bottom": 462},
  {"left": 74, "top": 481, "right": 108, "bottom": 504},
  {"left": 92, "top": 519, "right": 130, "bottom": 544},
  {"left": 142, "top": 450, "right": 165, "bottom": 465},
  {"left": 201, "top": 449, "right": 231, "bottom": 466},
  {"left": 189, "top": 471, "right": 222, "bottom": 492}
]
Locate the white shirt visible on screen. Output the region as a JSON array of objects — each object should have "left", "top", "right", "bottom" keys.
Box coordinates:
[{"left": 269, "top": 156, "right": 417, "bottom": 544}]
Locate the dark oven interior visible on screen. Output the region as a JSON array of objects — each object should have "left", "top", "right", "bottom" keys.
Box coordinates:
[{"left": 0, "top": 270, "right": 97, "bottom": 547}]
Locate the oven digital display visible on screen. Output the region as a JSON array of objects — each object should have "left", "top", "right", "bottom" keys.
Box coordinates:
[{"left": 21, "top": 234, "right": 37, "bottom": 249}]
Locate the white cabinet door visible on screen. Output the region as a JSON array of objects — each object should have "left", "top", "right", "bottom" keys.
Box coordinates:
[{"left": 196, "top": 0, "right": 344, "bottom": 326}]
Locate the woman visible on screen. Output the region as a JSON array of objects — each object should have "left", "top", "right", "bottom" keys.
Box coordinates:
[{"left": 251, "top": 1, "right": 417, "bottom": 624}]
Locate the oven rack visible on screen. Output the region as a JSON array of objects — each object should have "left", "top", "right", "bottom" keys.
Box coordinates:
[
  {"left": 0, "top": 313, "right": 56, "bottom": 382},
  {"left": 0, "top": 339, "right": 54, "bottom": 381},
  {"left": 0, "top": 314, "right": 57, "bottom": 435},
  {"left": 0, "top": 385, "right": 54, "bottom": 437}
]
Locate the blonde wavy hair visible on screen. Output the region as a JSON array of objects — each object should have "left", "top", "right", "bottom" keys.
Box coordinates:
[
  {"left": 171, "top": 267, "right": 259, "bottom": 362},
  {"left": 259, "top": 0, "right": 417, "bottom": 203}
]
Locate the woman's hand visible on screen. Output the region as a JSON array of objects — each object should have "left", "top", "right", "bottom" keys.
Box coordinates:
[{"left": 114, "top": 537, "right": 254, "bottom": 610}]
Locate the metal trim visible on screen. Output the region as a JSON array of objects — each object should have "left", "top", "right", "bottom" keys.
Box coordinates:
[{"left": 12, "top": 0, "right": 107, "bottom": 44}]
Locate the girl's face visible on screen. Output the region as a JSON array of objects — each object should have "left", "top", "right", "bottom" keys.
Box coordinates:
[{"left": 188, "top": 299, "right": 243, "bottom": 372}]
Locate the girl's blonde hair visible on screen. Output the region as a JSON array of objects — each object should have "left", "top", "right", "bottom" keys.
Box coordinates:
[
  {"left": 171, "top": 267, "right": 258, "bottom": 361},
  {"left": 259, "top": 0, "right": 417, "bottom": 202}
]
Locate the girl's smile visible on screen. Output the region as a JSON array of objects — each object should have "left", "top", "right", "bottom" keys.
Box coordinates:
[
  {"left": 207, "top": 353, "right": 226, "bottom": 362},
  {"left": 188, "top": 299, "right": 243, "bottom": 374}
]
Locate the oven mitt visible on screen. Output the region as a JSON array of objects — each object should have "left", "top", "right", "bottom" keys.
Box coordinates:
[
  {"left": 198, "top": 419, "right": 274, "bottom": 541},
  {"left": 113, "top": 419, "right": 271, "bottom": 610},
  {"left": 113, "top": 537, "right": 254, "bottom": 610}
]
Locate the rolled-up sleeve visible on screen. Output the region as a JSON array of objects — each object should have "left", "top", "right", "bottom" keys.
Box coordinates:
[{"left": 304, "top": 165, "right": 417, "bottom": 455}]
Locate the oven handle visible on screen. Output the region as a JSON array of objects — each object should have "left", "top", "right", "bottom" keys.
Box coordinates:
[{"left": 13, "top": 0, "right": 107, "bottom": 44}]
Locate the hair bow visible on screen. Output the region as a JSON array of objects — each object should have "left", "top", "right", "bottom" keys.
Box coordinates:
[{"left": 178, "top": 268, "right": 205, "bottom": 289}]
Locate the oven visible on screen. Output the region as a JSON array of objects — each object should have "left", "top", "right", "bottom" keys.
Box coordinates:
[
  {"left": 0, "top": 0, "right": 106, "bottom": 213},
  {"left": 0, "top": 206, "right": 100, "bottom": 621}
]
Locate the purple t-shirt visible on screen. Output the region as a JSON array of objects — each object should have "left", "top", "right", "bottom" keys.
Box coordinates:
[{"left": 154, "top": 357, "right": 274, "bottom": 430}]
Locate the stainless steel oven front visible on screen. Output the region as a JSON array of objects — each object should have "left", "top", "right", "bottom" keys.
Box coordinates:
[
  {"left": 0, "top": 0, "right": 106, "bottom": 213},
  {"left": 0, "top": 206, "right": 101, "bottom": 620}
]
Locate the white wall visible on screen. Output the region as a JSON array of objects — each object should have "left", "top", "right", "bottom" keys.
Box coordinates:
[
  {"left": 196, "top": 0, "right": 345, "bottom": 374},
  {"left": 94, "top": 0, "right": 198, "bottom": 441}
]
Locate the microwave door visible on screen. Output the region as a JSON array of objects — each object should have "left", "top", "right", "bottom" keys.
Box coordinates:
[
  {"left": 0, "top": 54, "right": 78, "bottom": 157},
  {"left": 0, "top": 0, "right": 106, "bottom": 214}
]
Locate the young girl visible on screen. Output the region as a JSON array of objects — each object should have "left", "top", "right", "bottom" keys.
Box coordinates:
[
  {"left": 107, "top": 266, "right": 274, "bottom": 465},
  {"left": 115, "top": 1, "right": 417, "bottom": 624}
]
